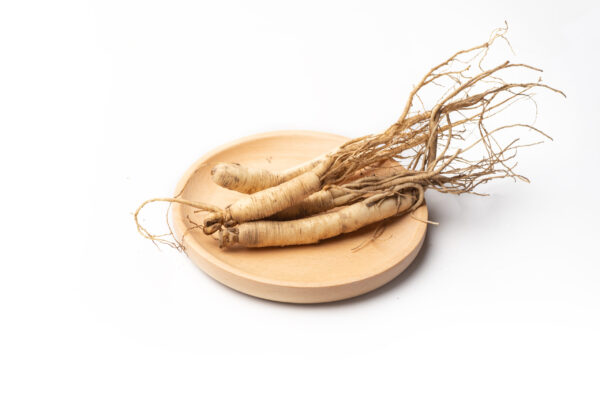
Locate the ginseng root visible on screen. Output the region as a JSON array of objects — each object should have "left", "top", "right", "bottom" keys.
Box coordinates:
[
  {"left": 272, "top": 165, "right": 405, "bottom": 220},
  {"left": 211, "top": 152, "right": 330, "bottom": 194},
  {"left": 219, "top": 189, "right": 421, "bottom": 247},
  {"left": 202, "top": 157, "right": 332, "bottom": 234},
  {"left": 135, "top": 25, "right": 564, "bottom": 250},
  {"left": 205, "top": 26, "right": 562, "bottom": 222}
]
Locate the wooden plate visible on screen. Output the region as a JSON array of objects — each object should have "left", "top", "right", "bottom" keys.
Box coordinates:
[{"left": 172, "top": 130, "right": 428, "bottom": 303}]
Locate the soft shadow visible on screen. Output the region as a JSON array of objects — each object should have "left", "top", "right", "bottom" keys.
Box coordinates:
[
  {"left": 206, "top": 223, "right": 435, "bottom": 309},
  {"left": 289, "top": 227, "right": 433, "bottom": 309}
]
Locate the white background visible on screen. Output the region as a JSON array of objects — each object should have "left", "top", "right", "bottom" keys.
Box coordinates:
[{"left": 1, "top": 1, "right": 599, "bottom": 400}]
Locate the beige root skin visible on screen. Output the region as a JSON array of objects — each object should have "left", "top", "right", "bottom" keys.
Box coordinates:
[
  {"left": 210, "top": 151, "right": 331, "bottom": 194},
  {"left": 271, "top": 187, "right": 343, "bottom": 220},
  {"left": 271, "top": 166, "right": 405, "bottom": 220},
  {"left": 210, "top": 163, "right": 283, "bottom": 194},
  {"left": 220, "top": 192, "right": 418, "bottom": 248},
  {"left": 202, "top": 158, "right": 333, "bottom": 234}
]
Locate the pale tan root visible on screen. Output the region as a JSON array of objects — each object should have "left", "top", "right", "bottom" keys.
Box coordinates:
[
  {"left": 202, "top": 158, "right": 333, "bottom": 234},
  {"left": 136, "top": 25, "right": 564, "bottom": 251},
  {"left": 271, "top": 165, "right": 406, "bottom": 220},
  {"left": 210, "top": 163, "right": 285, "bottom": 193},
  {"left": 220, "top": 192, "right": 418, "bottom": 248},
  {"left": 214, "top": 27, "right": 564, "bottom": 197},
  {"left": 209, "top": 25, "right": 564, "bottom": 233},
  {"left": 271, "top": 187, "right": 346, "bottom": 220},
  {"left": 210, "top": 150, "right": 332, "bottom": 193}
]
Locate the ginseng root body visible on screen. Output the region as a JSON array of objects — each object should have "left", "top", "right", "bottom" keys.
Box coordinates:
[
  {"left": 210, "top": 153, "right": 330, "bottom": 194},
  {"left": 221, "top": 193, "right": 418, "bottom": 247},
  {"left": 135, "top": 25, "right": 564, "bottom": 250},
  {"left": 202, "top": 159, "right": 332, "bottom": 234}
]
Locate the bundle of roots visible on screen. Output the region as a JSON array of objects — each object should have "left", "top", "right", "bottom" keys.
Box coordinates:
[{"left": 135, "top": 25, "right": 564, "bottom": 250}]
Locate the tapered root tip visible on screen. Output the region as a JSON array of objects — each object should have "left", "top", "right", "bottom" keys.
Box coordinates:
[{"left": 211, "top": 162, "right": 243, "bottom": 189}]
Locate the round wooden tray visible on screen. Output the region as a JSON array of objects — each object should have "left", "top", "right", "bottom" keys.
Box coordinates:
[{"left": 172, "top": 130, "right": 428, "bottom": 303}]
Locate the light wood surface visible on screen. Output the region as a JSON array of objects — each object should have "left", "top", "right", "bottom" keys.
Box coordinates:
[{"left": 171, "top": 130, "right": 428, "bottom": 303}]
